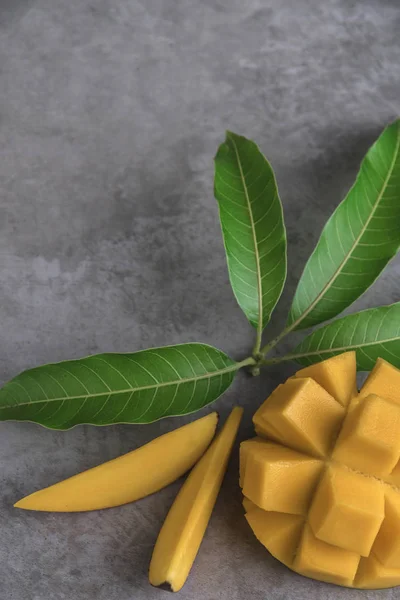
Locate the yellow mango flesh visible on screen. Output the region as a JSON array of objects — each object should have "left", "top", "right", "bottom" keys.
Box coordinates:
[
  {"left": 243, "top": 497, "right": 257, "bottom": 513},
  {"left": 332, "top": 394, "right": 400, "bottom": 477},
  {"left": 242, "top": 441, "right": 323, "bottom": 515},
  {"left": 241, "top": 354, "right": 400, "bottom": 589},
  {"left": 294, "top": 351, "right": 357, "bottom": 407},
  {"left": 15, "top": 413, "right": 218, "bottom": 512},
  {"left": 253, "top": 376, "right": 345, "bottom": 457},
  {"left": 246, "top": 509, "right": 304, "bottom": 566},
  {"left": 239, "top": 437, "right": 268, "bottom": 487},
  {"left": 360, "top": 357, "right": 400, "bottom": 404},
  {"left": 295, "top": 524, "right": 360, "bottom": 586},
  {"left": 149, "top": 406, "right": 243, "bottom": 592}
]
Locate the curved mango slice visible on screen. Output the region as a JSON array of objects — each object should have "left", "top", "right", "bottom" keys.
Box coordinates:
[
  {"left": 14, "top": 413, "right": 218, "bottom": 512},
  {"left": 149, "top": 406, "right": 243, "bottom": 592}
]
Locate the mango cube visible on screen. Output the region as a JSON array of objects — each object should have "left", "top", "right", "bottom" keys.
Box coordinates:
[
  {"left": 246, "top": 509, "right": 304, "bottom": 567},
  {"left": 372, "top": 488, "right": 400, "bottom": 569},
  {"left": 253, "top": 377, "right": 344, "bottom": 458},
  {"left": 360, "top": 358, "right": 400, "bottom": 405},
  {"left": 309, "top": 465, "right": 384, "bottom": 556},
  {"left": 242, "top": 441, "right": 323, "bottom": 515},
  {"left": 356, "top": 555, "right": 400, "bottom": 589},
  {"left": 294, "top": 351, "right": 357, "bottom": 407},
  {"left": 252, "top": 385, "right": 288, "bottom": 445},
  {"left": 295, "top": 524, "right": 360, "bottom": 586},
  {"left": 239, "top": 437, "right": 268, "bottom": 487},
  {"left": 332, "top": 394, "right": 400, "bottom": 476}
]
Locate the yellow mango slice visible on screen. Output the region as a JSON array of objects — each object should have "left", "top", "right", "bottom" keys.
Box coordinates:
[
  {"left": 149, "top": 407, "right": 242, "bottom": 592},
  {"left": 241, "top": 441, "right": 323, "bottom": 515},
  {"left": 295, "top": 524, "right": 360, "bottom": 587},
  {"left": 360, "top": 357, "right": 400, "bottom": 404},
  {"left": 333, "top": 394, "right": 400, "bottom": 476},
  {"left": 294, "top": 351, "right": 357, "bottom": 407},
  {"left": 308, "top": 465, "right": 384, "bottom": 556},
  {"left": 253, "top": 377, "right": 344, "bottom": 458},
  {"left": 15, "top": 413, "right": 218, "bottom": 512},
  {"left": 246, "top": 508, "right": 304, "bottom": 567},
  {"left": 242, "top": 353, "right": 400, "bottom": 589}
]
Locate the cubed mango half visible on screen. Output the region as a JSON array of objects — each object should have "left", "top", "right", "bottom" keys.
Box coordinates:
[{"left": 242, "top": 353, "right": 400, "bottom": 589}]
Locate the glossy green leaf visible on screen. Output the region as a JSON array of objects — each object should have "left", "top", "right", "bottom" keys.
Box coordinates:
[
  {"left": 289, "top": 303, "right": 400, "bottom": 371},
  {"left": 0, "top": 344, "right": 244, "bottom": 429},
  {"left": 287, "top": 119, "right": 400, "bottom": 331},
  {"left": 214, "top": 131, "right": 286, "bottom": 339}
]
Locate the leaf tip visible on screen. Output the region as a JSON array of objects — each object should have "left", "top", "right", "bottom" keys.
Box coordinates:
[{"left": 225, "top": 130, "right": 243, "bottom": 144}]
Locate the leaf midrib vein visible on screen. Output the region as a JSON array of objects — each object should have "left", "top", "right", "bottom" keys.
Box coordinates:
[
  {"left": 2, "top": 364, "right": 239, "bottom": 409},
  {"left": 290, "top": 333, "right": 400, "bottom": 360},
  {"left": 229, "top": 136, "right": 263, "bottom": 336}
]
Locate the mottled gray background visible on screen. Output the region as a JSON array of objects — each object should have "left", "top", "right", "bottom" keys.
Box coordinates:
[{"left": 0, "top": 0, "right": 399, "bottom": 599}]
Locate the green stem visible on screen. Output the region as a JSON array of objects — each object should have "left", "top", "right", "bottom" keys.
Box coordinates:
[
  {"left": 252, "top": 327, "right": 263, "bottom": 358},
  {"left": 259, "top": 324, "right": 294, "bottom": 357},
  {"left": 260, "top": 354, "right": 295, "bottom": 366},
  {"left": 237, "top": 356, "right": 257, "bottom": 369}
]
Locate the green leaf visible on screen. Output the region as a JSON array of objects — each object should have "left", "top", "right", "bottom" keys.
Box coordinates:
[
  {"left": 214, "top": 131, "right": 286, "bottom": 345},
  {"left": 289, "top": 303, "right": 400, "bottom": 371},
  {"left": 287, "top": 119, "right": 400, "bottom": 331},
  {"left": 0, "top": 344, "right": 246, "bottom": 429}
]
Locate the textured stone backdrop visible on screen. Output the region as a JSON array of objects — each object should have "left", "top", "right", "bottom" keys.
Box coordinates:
[{"left": 0, "top": 0, "right": 399, "bottom": 598}]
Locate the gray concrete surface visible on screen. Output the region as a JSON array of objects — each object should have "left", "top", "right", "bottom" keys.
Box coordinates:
[{"left": 0, "top": 0, "right": 399, "bottom": 598}]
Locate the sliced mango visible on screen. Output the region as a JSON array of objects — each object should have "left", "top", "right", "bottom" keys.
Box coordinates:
[
  {"left": 149, "top": 407, "right": 242, "bottom": 592},
  {"left": 333, "top": 394, "right": 400, "bottom": 476},
  {"left": 355, "top": 555, "right": 400, "bottom": 589},
  {"left": 295, "top": 524, "right": 360, "bottom": 587},
  {"left": 294, "top": 351, "right": 357, "bottom": 407},
  {"left": 241, "top": 441, "right": 323, "bottom": 515},
  {"left": 246, "top": 508, "right": 303, "bottom": 567},
  {"left": 253, "top": 377, "right": 344, "bottom": 458},
  {"left": 372, "top": 487, "right": 400, "bottom": 569},
  {"left": 15, "top": 413, "right": 218, "bottom": 512},
  {"left": 360, "top": 357, "right": 400, "bottom": 404},
  {"left": 308, "top": 465, "right": 384, "bottom": 557},
  {"left": 239, "top": 437, "right": 268, "bottom": 487},
  {"left": 242, "top": 353, "right": 400, "bottom": 589}
]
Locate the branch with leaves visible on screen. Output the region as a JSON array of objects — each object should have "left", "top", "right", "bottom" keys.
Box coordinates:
[{"left": 1, "top": 120, "right": 399, "bottom": 429}]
